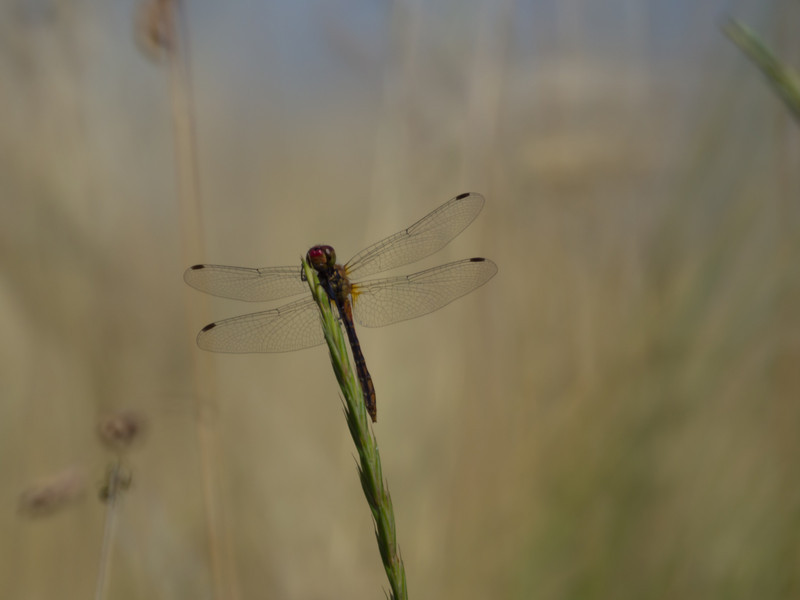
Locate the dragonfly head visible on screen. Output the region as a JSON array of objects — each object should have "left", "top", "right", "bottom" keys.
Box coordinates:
[{"left": 306, "top": 245, "right": 337, "bottom": 271}]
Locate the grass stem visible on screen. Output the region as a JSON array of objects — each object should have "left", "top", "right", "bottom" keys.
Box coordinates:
[
  {"left": 94, "top": 461, "right": 127, "bottom": 600},
  {"left": 723, "top": 19, "right": 800, "bottom": 123},
  {"left": 302, "top": 259, "right": 408, "bottom": 600}
]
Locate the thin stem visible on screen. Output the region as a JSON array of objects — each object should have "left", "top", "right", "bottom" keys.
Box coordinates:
[
  {"left": 302, "top": 259, "right": 408, "bottom": 600},
  {"left": 94, "top": 461, "right": 124, "bottom": 600},
  {"left": 155, "top": 1, "right": 241, "bottom": 597},
  {"left": 723, "top": 19, "right": 800, "bottom": 124}
]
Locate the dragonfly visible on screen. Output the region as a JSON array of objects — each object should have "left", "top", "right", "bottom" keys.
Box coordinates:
[{"left": 184, "top": 192, "right": 497, "bottom": 422}]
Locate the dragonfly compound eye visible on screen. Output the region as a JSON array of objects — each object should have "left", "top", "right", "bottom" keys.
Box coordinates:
[{"left": 307, "top": 245, "right": 336, "bottom": 269}]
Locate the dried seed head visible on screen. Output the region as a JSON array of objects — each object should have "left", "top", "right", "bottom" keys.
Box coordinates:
[
  {"left": 18, "top": 466, "right": 87, "bottom": 517},
  {"left": 134, "top": 0, "right": 174, "bottom": 63},
  {"left": 97, "top": 410, "right": 147, "bottom": 453}
]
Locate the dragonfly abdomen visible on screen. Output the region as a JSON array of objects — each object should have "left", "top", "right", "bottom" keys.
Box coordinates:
[{"left": 338, "top": 299, "right": 378, "bottom": 422}]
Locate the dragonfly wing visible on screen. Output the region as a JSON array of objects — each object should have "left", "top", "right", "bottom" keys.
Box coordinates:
[
  {"left": 196, "top": 297, "right": 325, "bottom": 353},
  {"left": 345, "top": 192, "right": 485, "bottom": 279},
  {"left": 352, "top": 258, "right": 497, "bottom": 328},
  {"left": 184, "top": 264, "right": 307, "bottom": 302}
]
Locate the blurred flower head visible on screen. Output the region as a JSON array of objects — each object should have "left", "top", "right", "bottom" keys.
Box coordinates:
[
  {"left": 134, "top": 0, "right": 174, "bottom": 63},
  {"left": 97, "top": 410, "right": 147, "bottom": 453},
  {"left": 18, "top": 466, "right": 87, "bottom": 518}
]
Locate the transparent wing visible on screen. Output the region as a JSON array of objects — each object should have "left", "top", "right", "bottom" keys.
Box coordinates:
[
  {"left": 351, "top": 258, "right": 497, "bottom": 328},
  {"left": 345, "top": 192, "right": 485, "bottom": 279},
  {"left": 184, "top": 264, "right": 307, "bottom": 302},
  {"left": 196, "top": 296, "right": 325, "bottom": 353}
]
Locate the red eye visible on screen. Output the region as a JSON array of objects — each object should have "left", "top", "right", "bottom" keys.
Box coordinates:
[
  {"left": 307, "top": 247, "right": 325, "bottom": 261},
  {"left": 307, "top": 245, "right": 336, "bottom": 268}
]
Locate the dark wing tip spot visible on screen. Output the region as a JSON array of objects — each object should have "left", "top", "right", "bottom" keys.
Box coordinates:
[
  {"left": 201, "top": 323, "right": 217, "bottom": 332},
  {"left": 456, "top": 192, "right": 471, "bottom": 200},
  {"left": 469, "top": 257, "right": 486, "bottom": 262},
  {"left": 189, "top": 264, "right": 205, "bottom": 270}
]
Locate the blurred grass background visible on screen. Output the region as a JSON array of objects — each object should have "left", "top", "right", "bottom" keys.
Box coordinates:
[{"left": 2, "top": 0, "right": 799, "bottom": 599}]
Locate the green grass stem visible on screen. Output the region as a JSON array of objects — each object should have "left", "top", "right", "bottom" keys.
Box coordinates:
[
  {"left": 302, "top": 259, "right": 408, "bottom": 600},
  {"left": 723, "top": 19, "right": 800, "bottom": 123},
  {"left": 94, "top": 461, "right": 127, "bottom": 600}
]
